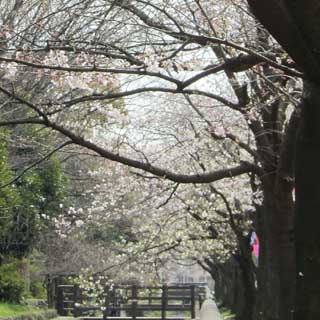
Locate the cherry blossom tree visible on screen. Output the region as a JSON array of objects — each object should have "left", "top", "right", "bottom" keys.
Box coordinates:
[{"left": 0, "top": 1, "right": 303, "bottom": 319}]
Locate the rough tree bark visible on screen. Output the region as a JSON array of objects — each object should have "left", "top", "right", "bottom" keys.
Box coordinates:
[
  {"left": 295, "top": 82, "right": 320, "bottom": 319},
  {"left": 248, "top": 1, "right": 320, "bottom": 319},
  {"left": 255, "top": 183, "right": 295, "bottom": 320}
]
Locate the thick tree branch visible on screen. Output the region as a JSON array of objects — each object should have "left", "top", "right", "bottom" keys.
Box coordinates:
[
  {"left": 51, "top": 123, "right": 259, "bottom": 183},
  {"left": 115, "top": 1, "right": 303, "bottom": 78},
  {"left": 0, "top": 102, "right": 259, "bottom": 184},
  {"left": 60, "top": 87, "right": 238, "bottom": 110},
  {"left": 0, "top": 56, "right": 183, "bottom": 87}
]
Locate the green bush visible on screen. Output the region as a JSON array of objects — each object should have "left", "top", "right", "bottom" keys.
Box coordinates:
[
  {"left": 29, "top": 281, "right": 46, "bottom": 299},
  {"left": 0, "top": 260, "right": 26, "bottom": 303},
  {"left": 28, "top": 251, "right": 46, "bottom": 299}
]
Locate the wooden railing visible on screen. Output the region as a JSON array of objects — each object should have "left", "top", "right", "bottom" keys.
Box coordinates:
[
  {"left": 101, "top": 285, "right": 196, "bottom": 320},
  {"left": 56, "top": 284, "right": 206, "bottom": 319},
  {"left": 56, "top": 284, "right": 81, "bottom": 316}
]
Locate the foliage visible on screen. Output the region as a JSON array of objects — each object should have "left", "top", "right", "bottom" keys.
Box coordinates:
[
  {"left": 0, "top": 302, "right": 36, "bottom": 317},
  {"left": 87, "top": 224, "right": 126, "bottom": 244},
  {"left": 0, "top": 130, "right": 20, "bottom": 208},
  {"left": 29, "top": 281, "right": 46, "bottom": 300},
  {"left": 18, "top": 156, "right": 68, "bottom": 228},
  {"left": 0, "top": 129, "right": 23, "bottom": 256},
  {"left": 0, "top": 257, "right": 27, "bottom": 303},
  {"left": 28, "top": 251, "right": 46, "bottom": 299},
  {"left": 0, "top": 125, "right": 68, "bottom": 301},
  {"left": 0, "top": 303, "right": 57, "bottom": 320}
]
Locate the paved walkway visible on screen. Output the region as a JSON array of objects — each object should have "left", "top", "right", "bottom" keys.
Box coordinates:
[
  {"left": 52, "top": 301, "right": 226, "bottom": 320},
  {"left": 199, "top": 300, "right": 223, "bottom": 320}
]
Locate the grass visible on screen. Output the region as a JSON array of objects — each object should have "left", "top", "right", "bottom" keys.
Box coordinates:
[
  {"left": 219, "top": 307, "right": 236, "bottom": 319},
  {"left": 0, "top": 302, "right": 41, "bottom": 317}
]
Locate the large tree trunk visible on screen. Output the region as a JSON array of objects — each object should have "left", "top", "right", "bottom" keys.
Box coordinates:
[
  {"left": 295, "top": 81, "right": 320, "bottom": 319},
  {"left": 247, "top": 1, "right": 320, "bottom": 318},
  {"left": 253, "top": 180, "right": 295, "bottom": 320},
  {"left": 235, "top": 252, "right": 255, "bottom": 320}
]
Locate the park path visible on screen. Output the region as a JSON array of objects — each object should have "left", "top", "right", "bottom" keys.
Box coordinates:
[
  {"left": 51, "top": 309, "right": 225, "bottom": 320},
  {"left": 199, "top": 299, "right": 224, "bottom": 320}
]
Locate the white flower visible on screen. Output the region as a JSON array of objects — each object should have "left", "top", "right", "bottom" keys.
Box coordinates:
[
  {"left": 75, "top": 220, "right": 84, "bottom": 227},
  {"left": 3, "top": 63, "right": 18, "bottom": 80}
]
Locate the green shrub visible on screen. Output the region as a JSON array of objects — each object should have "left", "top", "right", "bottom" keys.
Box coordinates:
[
  {"left": 0, "top": 260, "right": 26, "bottom": 303},
  {"left": 29, "top": 281, "right": 46, "bottom": 299},
  {"left": 28, "top": 252, "right": 46, "bottom": 299}
]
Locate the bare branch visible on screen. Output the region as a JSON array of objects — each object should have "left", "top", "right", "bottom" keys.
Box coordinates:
[{"left": 156, "top": 183, "right": 180, "bottom": 209}]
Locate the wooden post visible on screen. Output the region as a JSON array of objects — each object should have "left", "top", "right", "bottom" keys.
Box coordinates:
[
  {"left": 46, "top": 275, "right": 53, "bottom": 309},
  {"left": 54, "top": 278, "right": 61, "bottom": 313},
  {"left": 131, "top": 285, "right": 137, "bottom": 320},
  {"left": 198, "top": 287, "right": 205, "bottom": 310},
  {"left": 198, "top": 292, "right": 203, "bottom": 310},
  {"left": 57, "top": 286, "right": 64, "bottom": 316},
  {"left": 190, "top": 285, "right": 195, "bottom": 319},
  {"left": 161, "top": 285, "right": 167, "bottom": 320},
  {"left": 148, "top": 288, "right": 152, "bottom": 305},
  {"left": 103, "top": 286, "right": 110, "bottom": 320},
  {"left": 73, "top": 284, "right": 81, "bottom": 317}
]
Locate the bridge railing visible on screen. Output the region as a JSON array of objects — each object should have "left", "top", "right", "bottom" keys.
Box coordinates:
[
  {"left": 56, "top": 284, "right": 206, "bottom": 319},
  {"left": 84, "top": 285, "right": 197, "bottom": 320}
]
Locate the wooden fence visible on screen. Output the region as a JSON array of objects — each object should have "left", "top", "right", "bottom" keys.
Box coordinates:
[
  {"left": 56, "top": 284, "right": 206, "bottom": 320},
  {"left": 56, "top": 284, "right": 81, "bottom": 316}
]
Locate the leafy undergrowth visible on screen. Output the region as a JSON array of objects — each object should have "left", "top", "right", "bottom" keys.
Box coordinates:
[
  {"left": 0, "top": 302, "right": 57, "bottom": 320},
  {"left": 0, "top": 303, "right": 39, "bottom": 317}
]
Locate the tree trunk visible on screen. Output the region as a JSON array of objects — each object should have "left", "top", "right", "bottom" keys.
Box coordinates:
[
  {"left": 254, "top": 182, "right": 295, "bottom": 320},
  {"left": 254, "top": 188, "right": 280, "bottom": 320},
  {"left": 294, "top": 81, "right": 320, "bottom": 319},
  {"left": 245, "top": 2, "right": 320, "bottom": 318},
  {"left": 235, "top": 253, "right": 255, "bottom": 320}
]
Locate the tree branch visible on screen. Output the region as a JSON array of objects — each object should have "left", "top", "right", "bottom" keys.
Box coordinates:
[
  {"left": 115, "top": 1, "right": 303, "bottom": 78},
  {"left": 0, "top": 83, "right": 261, "bottom": 184}
]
